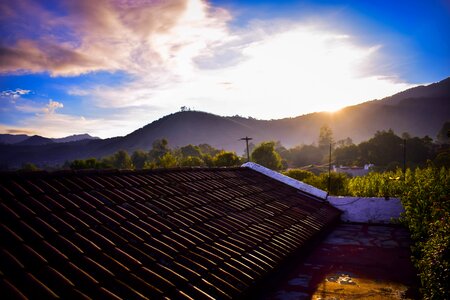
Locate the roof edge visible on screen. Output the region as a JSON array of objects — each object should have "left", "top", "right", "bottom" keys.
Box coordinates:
[
  {"left": 0, "top": 166, "right": 245, "bottom": 179},
  {"left": 241, "top": 162, "right": 328, "bottom": 200}
]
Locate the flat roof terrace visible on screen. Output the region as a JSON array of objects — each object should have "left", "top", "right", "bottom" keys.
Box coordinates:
[{"left": 265, "top": 223, "right": 419, "bottom": 300}]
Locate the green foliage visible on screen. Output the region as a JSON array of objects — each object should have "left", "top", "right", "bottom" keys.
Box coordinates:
[
  {"left": 213, "top": 151, "right": 240, "bottom": 167},
  {"left": 434, "top": 150, "right": 450, "bottom": 168},
  {"left": 320, "top": 172, "right": 349, "bottom": 195},
  {"left": 336, "top": 137, "right": 353, "bottom": 148},
  {"left": 282, "top": 169, "right": 314, "bottom": 181},
  {"left": 345, "top": 166, "right": 450, "bottom": 299},
  {"left": 157, "top": 152, "right": 178, "bottom": 168},
  {"left": 69, "top": 158, "right": 107, "bottom": 170},
  {"left": 111, "top": 150, "right": 133, "bottom": 169},
  {"left": 180, "top": 156, "right": 203, "bottom": 167},
  {"left": 20, "top": 163, "right": 39, "bottom": 171},
  {"left": 332, "top": 129, "right": 435, "bottom": 170},
  {"left": 198, "top": 144, "right": 220, "bottom": 156},
  {"left": 274, "top": 141, "right": 290, "bottom": 160},
  {"left": 417, "top": 214, "right": 449, "bottom": 300},
  {"left": 360, "top": 129, "right": 404, "bottom": 166},
  {"left": 251, "top": 141, "right": 283, "bottom": 170},
  {"left": 318, "top": 125, "right": 334, "bottom": 153},
  {"left": 180, "top": 144, "right": 202, "bottom": 158},
  {"left": 142, "top": 161, "right": 157, "bottom": 169},
  {"left": 148, "top": 139, "right": 170, "bottom": 161},
  {"left": 283, "top": 169, "right": 348, "bottom": 196},
  {"left": 201, "top": 154, "right": 215, "bottom": 167},
  {"left": 131, "top": 150, "right": 148, "bottom": 170},
  {"left": 399, "top": 166, "right": 450, "bottom": 299},
  {"left": 436, "top": 121, "right": 450, "bottom": 144},
  {"left": 334, "top": 144, "right": 359, "bottom": 166},
  {"left": 289, "top": 145, "right": 322, "bottom": 167},
  {"left": 347, "top": 169, "right": 404, "bottom": 197}
]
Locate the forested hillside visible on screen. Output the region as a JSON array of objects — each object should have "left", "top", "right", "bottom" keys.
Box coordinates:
[{"left": 0, "top": 77, "right": 448, "bottom": 168}]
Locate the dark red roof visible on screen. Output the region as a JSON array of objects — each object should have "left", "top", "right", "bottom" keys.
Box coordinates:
[{"left": 0, "top": 167, "right": 340, "bottom": 299}]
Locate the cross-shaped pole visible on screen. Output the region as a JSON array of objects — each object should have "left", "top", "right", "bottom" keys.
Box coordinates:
[{"left": 240, "top": 136, "right": 253, "bottom": 162}]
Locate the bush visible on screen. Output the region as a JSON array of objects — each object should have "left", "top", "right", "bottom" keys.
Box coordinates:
[
  {"left": 283, "top": 169, "right": 349, "bottom": 195},
  {"left": 179, "top": 156, "right": 203, "bottom": 167},
  {"left": 213, "top": 151, "right": 241, "bottom": 167},
  {"left": 251, "top": 141, "right": 283, "bottom": 170},
  {"left": 347, "top": 166, "right": 450, "bottom": 299},
  {"left": 283, "top": 169, "right": 314, "bottom": 181},
  {"left": 399, "top": 166, "right": 449, "bottom": 299}
]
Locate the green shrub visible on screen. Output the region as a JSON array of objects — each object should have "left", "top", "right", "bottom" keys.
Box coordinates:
[
  {"left": 283, "top": 169, "right": 314, "bottom": 181},
  {"left": 399, "top": 166, "right": 449, "bottom": 299},
  {"left": 349, "top": 166, "right": 449, "bottom": 299}
]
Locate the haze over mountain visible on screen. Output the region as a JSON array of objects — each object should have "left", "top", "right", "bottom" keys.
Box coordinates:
[
  {"left": 0, "top": 77, "right": 449, "bottom": 168},
  {"left": 0, "top": 133, "right": 100, "bottom": 145}
]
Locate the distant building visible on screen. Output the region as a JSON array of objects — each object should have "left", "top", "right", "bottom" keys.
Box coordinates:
[{"left": 333, "top": 163, "right": 374, "bottom": 177}]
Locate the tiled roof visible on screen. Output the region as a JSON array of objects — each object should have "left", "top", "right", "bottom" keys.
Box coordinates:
[{"left": 0, "top": 167, "right": 341, "bottom": 299}]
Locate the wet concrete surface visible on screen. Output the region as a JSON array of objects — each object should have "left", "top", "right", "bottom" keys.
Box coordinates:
[{"left": 266, "top": 224, "right": 419, "bottom": 299}]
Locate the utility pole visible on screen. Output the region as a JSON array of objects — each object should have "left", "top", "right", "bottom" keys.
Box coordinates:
[
  {"left": 328, "top": 143, "right": 332, "bottom": 194},
  {"left": 240, "top": 137, "right": 253, "bottom": 162},
  {"left": 402, "top": 139, "right": 406, "bottom": 180}
]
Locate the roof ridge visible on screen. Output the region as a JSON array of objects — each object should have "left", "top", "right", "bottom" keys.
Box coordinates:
[{"left": 0, "top": 166, "right": 247, "bottom": 179}]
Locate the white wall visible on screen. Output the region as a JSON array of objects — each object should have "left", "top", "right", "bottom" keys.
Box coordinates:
[
  {"left": 242, "top": 163, "right": 404, "bottom": 224},
  {"left": 242, "top": 162, "right": 327, "bottom": 200},
  {"left": 327, "top": 196, "right": 404, "bottom": 223}
]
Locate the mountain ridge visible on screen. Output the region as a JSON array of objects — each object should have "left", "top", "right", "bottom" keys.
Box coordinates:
[
  {"left": 0, "top": 77, "right": 449, "bottom": 168},
  {"left": 0, "top": 133, "right": 100, "bottom": 145}
]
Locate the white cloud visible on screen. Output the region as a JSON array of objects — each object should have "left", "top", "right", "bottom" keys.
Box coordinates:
[
  {"left": 0, "top": 0, "right": 231, "bottom": 77},
  {"left": 15, "top": 99, "right": 64, "bottom": 115},
  {"left": 0, "top": 106, "right": 157, "bottom": 138},
  {"left": 90, "top": 23, "right": 414, "bottom": 120},
  {"left": 0, "top": 1, "right": 418, "bottom": 138},
  {"left": 0, "top": 88, "right": 31, "bottom": 101},
  {"left": 44, "top": 100, "right": 64, "bottom": 114}
]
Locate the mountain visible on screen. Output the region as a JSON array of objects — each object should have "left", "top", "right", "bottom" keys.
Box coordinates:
[
  {"left": 111, "top": 77, "right": 449, "bottom": 152},
  {"left": 0, "top": 77, "right": 449, "bottom": 168},
  {"left": 52, "top": 134, "right": 100, "bottom": 143},
  {"left": 16, "top": 135, "right": 55, "bottom": 146},
  {"left": 0, "top": 133, "right": 100, "bottom": 145},
  {"left": 0, "top": 134, "right": 29, "bottom": 144}
]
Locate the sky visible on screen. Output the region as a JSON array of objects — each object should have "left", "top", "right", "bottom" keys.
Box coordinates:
[{"left": 0, "top": 0, "right": 449, "bottom": 138}]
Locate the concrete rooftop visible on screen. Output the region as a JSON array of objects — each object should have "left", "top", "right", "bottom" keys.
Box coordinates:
[{"left": 265, "top": 224, "right": 419, "bottom": 300}]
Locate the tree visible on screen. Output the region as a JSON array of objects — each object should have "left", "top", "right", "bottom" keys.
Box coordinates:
[
  {"left": 251, "top": 141, "right": 283, "bottom": 170},
  {"left": 334, "top": 144, "right": 360, "bottom": 166},
  {"left": 131, "top": 150, "right": 148, "bottom": 170},
  {"left": 180, "top": 144, "right": 202, "bottom": 158},
  {"left": 318, "top": 125, "right": 334, "bottom": 153},
  {"left": 157, "top": 152, "right": 178, "bottom": 168},
  {"left": 112, "top": 150, "right": 133, "bottom": 169},
  {"left": 336, "top": 137, "right": 353, "bottom": 148},
  {"left": 21, "top": 163, "right": 39, "bottom": 171},
  {"left": 318, "top": 172, "right": 349, "bottom": 196},
  {"left": 290, "top": 145, "right": 322, "bottom": 167},
  {"left": 405, "top": 137, "right": 431, "bottom": 167},
  {"left": 198, "top": 144, "right": 220, "bottom": 156},
  {"left": 434, "top": 151, "right": 450, "bottom": 168},
  {"left": 149, "top": 139, "right": 170, "bottom": 162},
  {"left": 437, "top": 121, "right": 450, "bottom": 144},
  {"left": 70, "top": 158, "right": 100, "bottom": 170},
  {"left": 180, "top": 156, "right": 203, "bottom": 167},
  {"left": 359, "top": 129, "right": 403, "bottom": 166},
  {"left": 213, "top": 151, "right": 241, "bottom": 167},
  {"left": 202, "top": 154, "right": 215, "bottom": 167},
  {"left": 283, "top": 169, "right": 314, "bottom": 181},
  {"left": 275, "top": 141, "right": 290, "bottom": 160}
]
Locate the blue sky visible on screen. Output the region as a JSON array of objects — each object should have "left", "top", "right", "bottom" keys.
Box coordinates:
[{"left": 1, "top": 0, "right": 449, "bottom": 138}]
